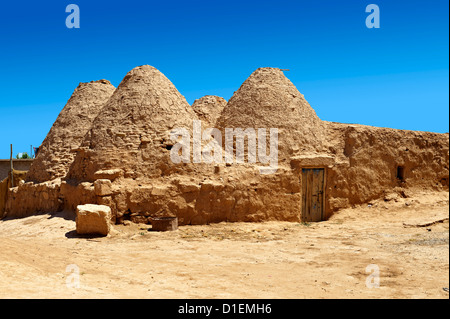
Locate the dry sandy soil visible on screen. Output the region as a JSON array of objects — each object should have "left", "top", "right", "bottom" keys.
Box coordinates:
[{"left": 0, "top": 190, "right": 448, "bottom": 299}]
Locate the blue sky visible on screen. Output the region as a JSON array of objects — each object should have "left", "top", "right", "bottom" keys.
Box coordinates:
[{"left": 0, "top": 0, "right": 448, "bottom": 159}]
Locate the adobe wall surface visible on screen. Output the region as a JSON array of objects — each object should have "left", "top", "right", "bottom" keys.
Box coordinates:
[
  {"left": 0, "top": 159, "right": 33, "bottom": 181},
  {"left": 4, "top": 179, "right": 62, "bottom": 219},
  {"left": 55, "top": 165, "right": 301, "bottom": 225},
  {"left": 323, "top": 122, "right": 449, "bottom": 213}
]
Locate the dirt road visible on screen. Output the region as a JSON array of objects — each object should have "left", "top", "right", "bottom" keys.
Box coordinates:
[{"left": 0, "top": 191, "right": 448, "bottom": 299}]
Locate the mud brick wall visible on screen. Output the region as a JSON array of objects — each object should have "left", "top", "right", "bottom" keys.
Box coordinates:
[{"left": 0, "top": 159, "right": 33, "bottom": 181}]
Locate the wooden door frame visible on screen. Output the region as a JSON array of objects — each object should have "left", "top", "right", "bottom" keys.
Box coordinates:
[{"left": 300, "top": 166, "right": 327, "bottom": 222}]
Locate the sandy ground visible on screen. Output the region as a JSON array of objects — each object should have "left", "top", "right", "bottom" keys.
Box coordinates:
[{"left": 0, "top": 190, "right": 448, "bottom": 299}]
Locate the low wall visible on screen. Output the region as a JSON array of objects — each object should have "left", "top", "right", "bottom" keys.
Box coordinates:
[
  {"left": 4, "top": 179, "right": 62, "bottom": 219},
  {"left": 324, "top": 123, "right": 449, "bottom": 212},
  {"left": 0, "top": 159, "right": 34, "bottom": 181},
  {"left": 2, "top": 125, "right": 449, "bottom": 223}
]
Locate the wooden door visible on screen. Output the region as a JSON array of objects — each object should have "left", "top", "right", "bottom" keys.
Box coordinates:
[{"left": 301, "top": 168, "right": 325, "bottom": 222}]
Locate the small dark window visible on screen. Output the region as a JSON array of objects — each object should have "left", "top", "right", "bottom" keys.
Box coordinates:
[{"left": 396, "top": 166, "right": 405, "bottom": 182}]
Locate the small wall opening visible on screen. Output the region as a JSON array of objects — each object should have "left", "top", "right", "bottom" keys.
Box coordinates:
[{"left": 396, "top": 166, "right": 405, "bottom": 182}]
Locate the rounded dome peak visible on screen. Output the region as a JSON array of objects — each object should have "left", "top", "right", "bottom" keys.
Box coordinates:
[
  {"left": 246, "top": 66, "right": 286, "bottom": 77},
  {"left": 192, "top": 95, "right": 227, "bottom": 128},
  {"left": 240, "top": 67, "right": 294, "bottom": 87},
  {"left": 216, "top": 67, "right": 325, "bottom": 159},
  {"left": 87, "top": 65, "right": 195, "bottom": 138},
  {"left": 123, "top": 64, "right": 159, "bottom": 76},
  {"left": 218, "top": 67, "right": 322, "bottom": 127},
  {"left": 117, "top": 65, "right": 176, "bottom": 89}
]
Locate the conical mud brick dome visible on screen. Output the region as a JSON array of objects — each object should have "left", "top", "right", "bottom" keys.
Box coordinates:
[
  {"left": 192, "top": 95, "right": 227, "bottom": 128},
  {"left": 67, "top": 65, "right": 200, "bottom": 182},
  {"left": 26, "top": 80, "right": 116, "bottom": 183},
  {"left": 216, "top": 67, "right": 325, "bottom": 161}
]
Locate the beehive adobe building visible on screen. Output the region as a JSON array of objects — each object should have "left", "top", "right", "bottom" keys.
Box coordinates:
[{"left": 2, "top": 65, "right": 449, "bottom": 224}]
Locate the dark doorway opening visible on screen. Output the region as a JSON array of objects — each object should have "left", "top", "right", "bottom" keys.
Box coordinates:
[{"left": 396, "top": 166, "right": 405, "bottom": 182}]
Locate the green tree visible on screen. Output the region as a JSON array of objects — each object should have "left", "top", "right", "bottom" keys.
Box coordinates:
[{"left": 16, "top": 152, "right": 31, "bottom": 159}]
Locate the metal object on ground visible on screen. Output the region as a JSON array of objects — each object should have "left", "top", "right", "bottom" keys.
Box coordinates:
[{"left": 151, "top": 217, "right": 178, "bottom": 231}]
